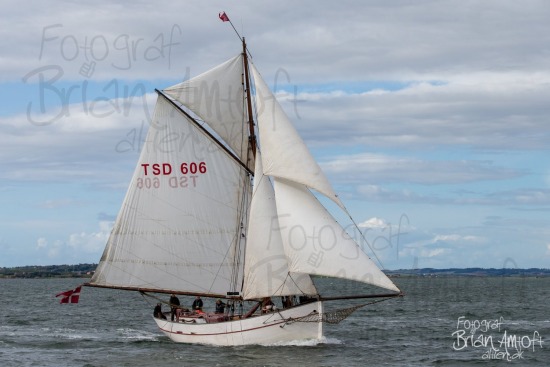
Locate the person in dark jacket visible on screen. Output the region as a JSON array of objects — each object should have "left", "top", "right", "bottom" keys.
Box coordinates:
[
  {"left": 154, "top": 303, "right": 166, "bottom": 319},
  {"left": 169, "top": 294, "right": 180, "bottom": 321},
  {"left": 215, "top": 299, "right": 226, "bottom": 314},
  {"left": 192, "top": 296, "right": 203, "bottom": 311}
]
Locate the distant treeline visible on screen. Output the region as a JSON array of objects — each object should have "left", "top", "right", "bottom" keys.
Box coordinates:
[
  {"left": 1, "top": 264, "right": 549, "bottom": 279},
  {"left": 385, "top": 267, "right": 550, "bottom": 277},
  {"left": 0, "top": 264, "right": 97, "bottom": 278}
]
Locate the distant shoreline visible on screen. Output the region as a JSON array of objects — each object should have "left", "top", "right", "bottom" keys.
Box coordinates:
[
  {"left": 385, "top": 267, "right": 550, "bottom": 277},
  {"left": 0, "top": 264, "right": 96, "bottom": 279},
  {"left": 1, "top": 263, "right": 548, "bottom": 279}
]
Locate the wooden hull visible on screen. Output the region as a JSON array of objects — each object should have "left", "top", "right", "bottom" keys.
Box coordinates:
[{"left": 153, "top": 301, "right": 323, "bottom": 346}]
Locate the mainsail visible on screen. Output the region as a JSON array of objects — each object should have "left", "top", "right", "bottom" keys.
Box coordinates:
[{"left": 90, "top": 95, "right": 250, "bottom": 297}]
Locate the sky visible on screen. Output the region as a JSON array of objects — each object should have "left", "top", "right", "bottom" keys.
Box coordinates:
[{"left": 0, "top": 0, "right": 549, "bottom": 270}]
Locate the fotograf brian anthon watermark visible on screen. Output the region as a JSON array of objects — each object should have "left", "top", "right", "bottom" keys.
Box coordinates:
[{"left": 452, "top": 316, "right": 544, "bottom": 361}]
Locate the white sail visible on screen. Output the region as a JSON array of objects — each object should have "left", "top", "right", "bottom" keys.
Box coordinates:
[
  {"left": 90, "top": 95, "right": 250, "bottom": 296},
  {"left": 242, "top": 149, "right": 317, "bottom": 300},
  {"left": 250, "top": 63, "right": 344, "bottom": 208},
  {"left": 273, "top": 178, "right": 400, "bottom": 293},
  {"left": 163, "top": 55, "right": 253, "bottom": 170}
]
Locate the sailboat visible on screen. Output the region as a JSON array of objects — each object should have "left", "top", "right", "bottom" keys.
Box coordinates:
[{"left": 85, "top": 35, "right": 402, "bottom": 346}]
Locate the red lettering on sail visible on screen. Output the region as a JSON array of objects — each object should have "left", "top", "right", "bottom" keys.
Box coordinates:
[
  {"left": 137, "top": 161, "right": 206, "bottom": 189},
  {"left": 141, "top": 162, "right": 206, "bottom": 176},
  {"left": 151, "top": 163, "right": 172, "bottom": 175},
  {"left": 180, "top": 162, "right": 206, "bottom": 174}
]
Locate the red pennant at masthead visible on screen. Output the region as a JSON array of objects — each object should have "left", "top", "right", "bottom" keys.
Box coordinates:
[
  {"left": 219, "top": 11, "right": 230, "bottom": 22},
  {"left": 56, "top": 285, "right": 82, "bottom": 304}
]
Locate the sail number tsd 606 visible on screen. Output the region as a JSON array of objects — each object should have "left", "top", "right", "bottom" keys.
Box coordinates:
[
  {"left": 136, "top": 162, "right": 207, "bottom": 189},
  {"left": 140, "top": 162, "right": 206, "bottom": 176}
]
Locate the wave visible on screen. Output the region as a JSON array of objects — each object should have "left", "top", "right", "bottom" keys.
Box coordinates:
[
  {"left": 261, "top": 336, "right": 343, "bottom": 347},
  {"left": 116, "top": 328, "right": 161, "bottom": 342}
]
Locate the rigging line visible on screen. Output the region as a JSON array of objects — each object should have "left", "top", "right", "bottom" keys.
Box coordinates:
[
  {"left": 229, "top": 172, "right": 250, "bottom": 293},
  {"left": 209, "top": 174, "right": 250, "bottom": 295},
  {"left": 220, "top": 12, "right": 253, "bottom": 59},
  {"left": 284, "top": 272, "right": 317, "bottom": 297},
  {"left": 340, "top": 204, "right": 387, "bottom": 272},
  {"left": 301, "top": 186, "right": 393, "bottom": 285}
]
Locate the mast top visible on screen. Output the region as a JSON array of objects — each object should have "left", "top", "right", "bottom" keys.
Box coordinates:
[{"left": 219, "top": 13, "right": 256, "bottom": 159}]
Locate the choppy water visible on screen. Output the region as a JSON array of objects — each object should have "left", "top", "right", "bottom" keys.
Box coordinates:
[{"left": 1, "top": 277, "right": 548, "bottom": 366}]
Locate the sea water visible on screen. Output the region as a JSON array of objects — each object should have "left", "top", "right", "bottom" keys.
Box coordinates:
[{"left": 0, "top": 277, "right": 548, "bottom": 366}]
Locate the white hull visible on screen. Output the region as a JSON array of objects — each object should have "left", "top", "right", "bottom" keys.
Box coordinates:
[{"left": 153, "top": 301, "right": 323, "bottom": 346}]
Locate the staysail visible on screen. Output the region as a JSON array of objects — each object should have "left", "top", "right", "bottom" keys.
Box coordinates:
[
  {"left": 90, "top": 95, "right": 251, "bottom": 297},
  {"left": 273, "top": 178, "right": 400, "bottom": 293},
  {"left": 242, "top": 149, "right": 318, "bottom": 300},
  {"left": 250, "top": 64, "right": 344, "bottom": 209}
]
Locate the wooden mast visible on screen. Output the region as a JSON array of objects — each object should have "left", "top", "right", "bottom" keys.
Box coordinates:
[{"left": 242, "top": 37, "right": 257, "bottom": 160}]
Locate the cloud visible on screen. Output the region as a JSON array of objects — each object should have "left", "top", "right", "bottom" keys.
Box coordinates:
[
  {"left": 328, "top": 153, "right": 524, "bottom": 184},
  {"left": 2, "top": 1, "right": 550, "bottom": 83},
  {"left": 66, "top": 220, "right": 112, "bottom": 253},
  {"left": 38, "top": 199, "right": 84, "bottom": 209},
  {"left": 358, "top": 217, "right": 387, "bottom": 229},
  {"left": 322, "top": 153, "right": 524, "bottom": 185},
  {"left": 42, "top": 240, "right": 63, "bottom": 259},
  {"left": 0, "top": 92, "right": 156, "bottom": 185},
  {"left": 36, "top": 237, "right": 47, "bottom": 249},
  {"left": 284, "top": 80, "right": 550, "bottom": 151},
  {"left": 430, "top": 234, "right": 485, "bottom": 245},
  {"left": 36, "top": 220, "right": 113, "bottom": 262},
  {"left": 2, "top": 1, "right": 550, "bottom": 269}
]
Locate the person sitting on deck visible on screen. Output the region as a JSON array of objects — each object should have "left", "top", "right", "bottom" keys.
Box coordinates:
[
  {"left": 215, "top": 299, "right": 226, "bottom": 314},
  {"left": 175, "top": 306, "right": 190, "bottom": 321},
  {"left": 153, "top": 303, "right": 167, "bottom": 319},
  {"left": 261, "top": 297, "right": 275, "bottom": 313},
  {"left": 281, "top": 296, "right": 293, "bottom": 308}
]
